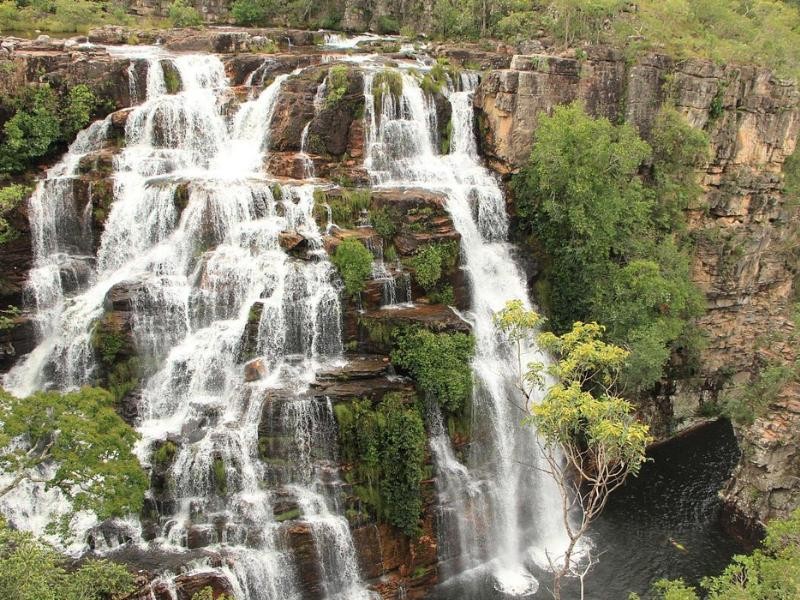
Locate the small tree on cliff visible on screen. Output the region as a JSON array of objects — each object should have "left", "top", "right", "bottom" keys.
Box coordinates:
[
  {"left": 0, "top": 387, "right": 148, "bottom": 529},
  {"left": 495, "top": 300, "right": 652, "bottom": 600}
]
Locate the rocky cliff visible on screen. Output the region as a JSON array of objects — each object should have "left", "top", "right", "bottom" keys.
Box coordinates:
[{"left": 474, "top": 46, "right": 800, "bottom": 537}]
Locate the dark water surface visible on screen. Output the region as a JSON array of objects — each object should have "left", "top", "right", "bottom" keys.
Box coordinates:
[{"left": 434, "top": 419, "right": 743, "bottom": 600}]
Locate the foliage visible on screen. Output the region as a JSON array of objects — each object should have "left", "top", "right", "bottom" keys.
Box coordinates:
[
  {"left": 391, "top": 327, "right": 475, "bottom": 413},
  {"left": 325, "top": 64, "right": 350, "bottom": 107},
  {"left": 514, "top": 102, "right": 707, "bottom": 392},
  {"left": 231, "top": 0, "right": 277, "bottom": 26},
  {"left": 0, "top": 0, "right": 108, "bottom": 34},
  {"left": 721, "top": 361, "right": 798, "bottom": 425},
  {"left": 372, "top": 69, "right": 403, "bottom": 108},
  {"left": 647, "top": 508, "right": 800, "bottom": 599},
  {"left": 376, "top": 14, "right": 400, "bottom": 34},
  {"left": 0, "top": 184, "right": 31, "bottom": 245},
  {"left": 331, "top": 238, "right": 373, "bottom": 298},
  {"left": 168, "top": 0, "right": 203, "bottom": 27},
  {"left": 322, "top": 188, "right": 370, "bottom": 227},
  {"left": 0, "top": 519, "right": 135, "bottom": 600},
  {"left": 0, "top": 305, "right": 20, "bottom": 330},
  {"left": 0, "top": 387, "right": 148, "bottom": 523},
  {"left": 496, "top": 301, "right": 651, "bottom": 599},
  {"left": 0, "top": 83, "right": 98, "bottom": 174},
  {"left": 334, "top": 394, "right": 426, "bottom": 536},
  {"left": 425, "top": 1, "right": 800, "bottom": 80},
  {"left": 410, "top": 241, "right": 458, "bottom": 292},
  {"left": 370, "top": 207, "right": 397, "bottom": 242}
]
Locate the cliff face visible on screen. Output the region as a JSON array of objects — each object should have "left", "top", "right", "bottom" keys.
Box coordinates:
[{"left": 475, "top": 46, "right": 800, "bottom": 535}]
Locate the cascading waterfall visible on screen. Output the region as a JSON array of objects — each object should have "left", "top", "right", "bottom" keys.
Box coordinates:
[
  {"left": 4, "top": 50, "right": 373, "bottom": 600},
  {"left": 363, "top": 68, "right": 571, "bottom": 594}
]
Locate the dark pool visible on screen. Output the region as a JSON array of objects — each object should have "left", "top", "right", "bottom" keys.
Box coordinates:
[{"left": 433, "top": 418, "right": 743, "bottom": 600}]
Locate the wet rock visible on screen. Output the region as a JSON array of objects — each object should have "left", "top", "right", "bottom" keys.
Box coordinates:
[
  {"left": 278, "top": 230, "right": 311, "bottom": 257},
  {"left": 0, "top": 315, "right": 35, "bottom": 373},
  {"left": 243, "top": 358, "right": 268, "bottom": 382}
]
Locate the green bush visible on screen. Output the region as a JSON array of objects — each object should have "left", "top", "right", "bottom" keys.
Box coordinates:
[
  {"left": 377, "top": 14, "right": 400, "bottom": 34},
  {"left": 0, "top": 184, "right": 31, "bottom": 245},
  {"left": 331, "top": 238, "right": 374, "bottom": 298},
  {"left": 0, "top": 83, "right": 98, "bottom": 175},
  {"left": 168, "top": 0, "right": 203, "bottom": 27},
  {"left": 231, "top": 0, "right": 276, "bottom": 26},
  {"left": 370, "top": 207, "right": 397, "bottom": 242},
  {"left": 0, "top": 520, "right": 136, "bottom": 600},
  {"left": 410, "top": 241, "right": 459, "bottom": 292},
  {"left": 373, "top": 69, "right": 403, "bottom": 107},
  {"left": 391, "top": 328, "right": 475, "bottom": 413},
  {"left": 721, "top": 361, "right": 797, "bottom": 425},
  {"left": 325, "top": 64, "right": 350, "bottom": 108},
  {"left": 334, "top": 394, "right": 426, "bottom": 536}
]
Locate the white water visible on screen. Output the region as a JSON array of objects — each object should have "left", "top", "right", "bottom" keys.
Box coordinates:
[
  {"left": 363, "top": 68, "right": 570, "bottom": 593},
  {"left": 3, "top": 44, "right": 573, "bottom": 599},
  {"left": 3, "top": 51, "right": 373, "bottom": 599}
]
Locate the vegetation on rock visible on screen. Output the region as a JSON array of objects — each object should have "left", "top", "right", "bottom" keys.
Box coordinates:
[
  {"left": 331, "top": 237, "right": 373, "bottom": 298},
  {"left": 514, "top": 102, "right": 707, "bottom": 392},
  {"left": 391, "top": 327, "right": 475, "bottom": 413},
  {"left": 0, "top": 518, "right": 135, "bottom": 600},
  {"left": 410, "top": 241, "right": 459, "bottom": 294},
  {"left": 325, "top": 65, "right": 350, "bottom": 108},
  {"left": 0, "top": 84, "right": 98, "bottom": 175},
  {"left": 0, "top": 184, "right": 30, "bottom": 245},
  {"left": 167, "top": 0, "right": 203, "bottom": 27},
  {"left": 0, "top": 387, "right": 148, "bottom": 524},
  {"left": 335, "top": 393, "right": 426, "bottom": 536}
]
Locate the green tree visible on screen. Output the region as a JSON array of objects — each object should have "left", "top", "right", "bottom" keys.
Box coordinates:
[
  {"left": 0, "top": 519, "right": 135, "bottom": 600},
  {"left": 0, "top": 387, "right": 148, "bottom": 523},
  {"left": 330, "top": 237, "right": 373, "bottom": 298},
  {"left": 514, "top": 102, "right": 707, "bottom": 392},
  {"left": 496, "top": 300, "right": 651, "bottom": 600}
]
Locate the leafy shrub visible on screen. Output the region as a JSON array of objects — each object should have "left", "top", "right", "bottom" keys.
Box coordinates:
[
  {"left": 325, "top": 64, "right": 350, "bottom": 107},
  {"left": 377, "top": 14, "right": 400, "bottom": 34},
  {"left": 0, "top": 184, "right": 31, "bottom": 245},
  {"left": 721, "top": 361, "right": 797, "bottom": 425},
  {"left": 391, "top": 328, "right": 475, "bottom": 413},
  {"left": 231, "top": 0, "right": 276, "bottom": 26},
  {"left": 370, "top": 207, "right": 397, "bottom": 242},
  {"left": 168, "top": 0, "right": 203, "bottom": 27},
  {"left": 331, "top": 238, "right": 374, "bottom": 298},
  {"left": 0, "top": 387, "right": 148, "bottom": 522},
  {"left": 0, "top": 83, "right": 98, "bottom": 174},
  {"left": 0, "top": 521, "right": 136, "bottom": 600},
  {"left": 410, "top": 241, "right": 458, "bottom": 292},
  {"left": 373, "top": 69, "right": 403, "bottom": 107},
  {"left": 334, "top": 394, "right": 426, "bottom": 536}
]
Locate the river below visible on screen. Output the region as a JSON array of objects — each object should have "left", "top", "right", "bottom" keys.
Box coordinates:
[{"left": 433, "top": 418, "right": 743, "bottom": 599}]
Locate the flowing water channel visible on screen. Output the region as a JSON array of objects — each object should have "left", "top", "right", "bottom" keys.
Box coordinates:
[{"left": 0, "top": 39, "right": 743, "bottom": 599}]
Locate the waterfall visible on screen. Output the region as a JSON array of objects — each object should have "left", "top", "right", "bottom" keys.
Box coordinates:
[
  {"left": 363, "top": 69, "right": 570, "bottom": 593},
  {"left": 4, "top": 51, "right": 373, "bottom": 599}
]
